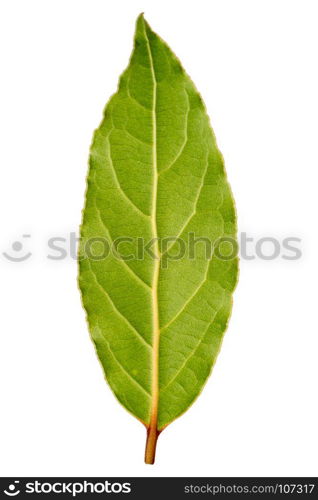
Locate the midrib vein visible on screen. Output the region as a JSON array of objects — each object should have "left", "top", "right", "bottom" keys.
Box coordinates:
[{"left": 144, "top": 25, "right": 160, "bottom": 440}]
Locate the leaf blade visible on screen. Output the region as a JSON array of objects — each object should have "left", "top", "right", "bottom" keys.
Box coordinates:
[{"left": 79, "top": 14, "right": 238, "bottom": 462}]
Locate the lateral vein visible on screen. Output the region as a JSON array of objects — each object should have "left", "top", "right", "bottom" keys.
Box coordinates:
[
  {"left": 104, "top": 338, "right": 151, "bottom": 397},
  {"left": 92, "top": 188, "right": 152, "bottom": 291},
  {"left": 160, "top": 259, "right": 215, "bottom": 332},
  {"left": 87, "top": 259, "right": 152, "bottom": 349},
  {"left": 160, "top": 296, "right": 226, "bottom": 392},
  {"left": 105, "top": 133, "right": 150, "bottom": 218}
]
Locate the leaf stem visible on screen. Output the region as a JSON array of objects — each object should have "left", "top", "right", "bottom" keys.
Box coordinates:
[{"left": 144, "top": 423, "right": 159, "bottom": 464}]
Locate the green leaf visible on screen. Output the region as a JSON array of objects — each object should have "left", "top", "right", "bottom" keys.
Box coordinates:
[{"left": 78, "top": 14, "right": 238, "bottom": 464}]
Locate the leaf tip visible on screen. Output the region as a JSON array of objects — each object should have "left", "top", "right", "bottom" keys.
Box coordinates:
[
  {"left": 136, "top": 12, "right": 151, "bottom": 33},
  {"left": 136, "top": 12, "right": 145, "bottom": 28}
]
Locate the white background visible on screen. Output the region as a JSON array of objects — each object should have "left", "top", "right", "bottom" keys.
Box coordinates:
[{"left": 0, "top": 0, "right": 317, "bottom": 477}]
